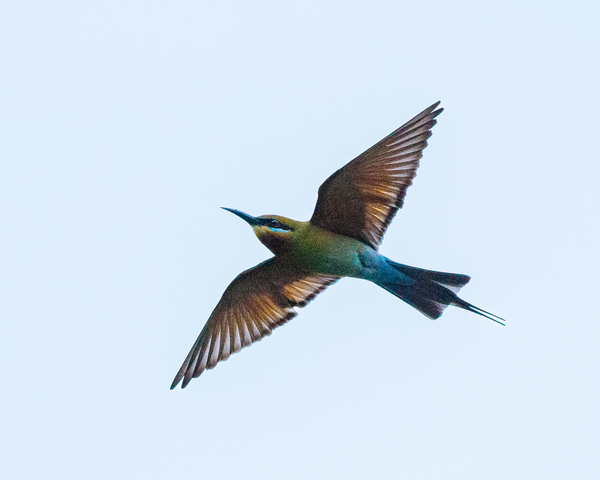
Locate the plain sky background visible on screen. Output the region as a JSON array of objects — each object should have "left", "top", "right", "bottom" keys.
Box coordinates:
[{"left": 2, "top": 1, "right": 599, "bottom": 479}]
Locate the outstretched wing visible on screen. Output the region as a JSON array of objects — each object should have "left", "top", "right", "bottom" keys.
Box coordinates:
[
  {"left": 310, "top": 102, "right": 443, "bottom": 249},
  {"left": 171, "top": 257, "right": 339, "bottom": 388}
]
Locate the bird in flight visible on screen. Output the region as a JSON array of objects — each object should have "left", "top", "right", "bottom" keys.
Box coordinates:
[{"left": 171, "top": 102, "right": 504, "bottom": 389}]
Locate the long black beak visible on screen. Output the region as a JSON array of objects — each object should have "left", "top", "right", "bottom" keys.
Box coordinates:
[{"left": 221, "top": 207, "right": 261, "bottom": 226}]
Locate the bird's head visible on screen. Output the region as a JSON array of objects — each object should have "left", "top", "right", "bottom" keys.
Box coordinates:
[{"left": 222, "top": 208, "right": 299, "bottom": 255}]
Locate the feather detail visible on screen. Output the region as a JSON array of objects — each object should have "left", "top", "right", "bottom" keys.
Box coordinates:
[
  {"left": 171, "top": 256, "right": 338, "bottom": 389},
  {"left": 310, "top": 102, "right": 443, "bottom": 249}
]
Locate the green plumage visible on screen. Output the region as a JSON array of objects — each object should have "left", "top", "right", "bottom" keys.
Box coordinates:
[{"left": 171, "top": 103, "right": 504, "bottom": 390}]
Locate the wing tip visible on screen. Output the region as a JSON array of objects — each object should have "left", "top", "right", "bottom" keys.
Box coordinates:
[
  {"left": 170, "top": 374, "right": 183, "bottom": 390},
  {"left": 425, "top": 101, "right": 443, "bottom": 118},
  {"left": 431, "top": 102, "right": 443, "bottom": 117},
  {"left": 170, "top": 366, "right": 198, "bottom": 389},
  {"left": 182, "top": 371, "right": 196, "bottom": 388}
]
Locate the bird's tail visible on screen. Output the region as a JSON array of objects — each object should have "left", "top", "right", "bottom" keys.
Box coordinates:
[{"left": 376, "top": 259, "right": 505, "bottom": 325}]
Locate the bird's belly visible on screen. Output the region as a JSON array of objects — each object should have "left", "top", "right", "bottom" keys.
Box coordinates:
[{"left": 293, "top": 231, "right": 381, "bottom": 279}]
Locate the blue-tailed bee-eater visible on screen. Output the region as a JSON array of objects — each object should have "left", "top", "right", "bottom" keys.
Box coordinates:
[{"left": 171, "top": 102, "right": 504, "bottom": 389}]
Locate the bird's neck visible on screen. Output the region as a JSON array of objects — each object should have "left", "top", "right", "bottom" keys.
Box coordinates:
[{"left": 258, "top": 229, "right": 294, "bottom": 255}]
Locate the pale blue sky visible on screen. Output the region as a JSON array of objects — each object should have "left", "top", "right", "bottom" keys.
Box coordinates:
[{"left": 2, "top": 1, "right": 599, "bottom": 479}]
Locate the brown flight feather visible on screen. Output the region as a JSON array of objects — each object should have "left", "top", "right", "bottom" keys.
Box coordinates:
[
  {"left": 171, "top": 256, "right": 338, "bottom": 388},
  {"left": 310, "top": 102, "right": 443, "bottom": 249}
]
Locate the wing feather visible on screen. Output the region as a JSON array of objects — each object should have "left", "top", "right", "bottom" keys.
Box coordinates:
[
  {"left": 310, "top": 102, "right": 443, "bottom": 249},
  {"left": 171, "top": 257, "right": 339, "bottom": 388}
]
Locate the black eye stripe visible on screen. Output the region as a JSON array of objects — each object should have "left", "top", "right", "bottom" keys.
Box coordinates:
[{"left": 261, "top": 218, "right": 291, "bottom": 231}]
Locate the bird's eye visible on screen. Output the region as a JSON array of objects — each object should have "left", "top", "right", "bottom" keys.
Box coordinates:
[{"left": 265, "top": 218, "right": 290, "bottom": 231}]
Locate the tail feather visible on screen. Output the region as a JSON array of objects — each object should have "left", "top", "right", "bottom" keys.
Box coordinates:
[
  {"left": 388, "top": 262, "right": 471, "bottom": 293},
  {"left": 377, "top": 259, "right": 505, "bottom": 325}
]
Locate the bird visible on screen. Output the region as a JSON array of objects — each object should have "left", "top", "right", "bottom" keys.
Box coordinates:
[{"left": 171, "top": 101, "right": 504, "bottom": 389}]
